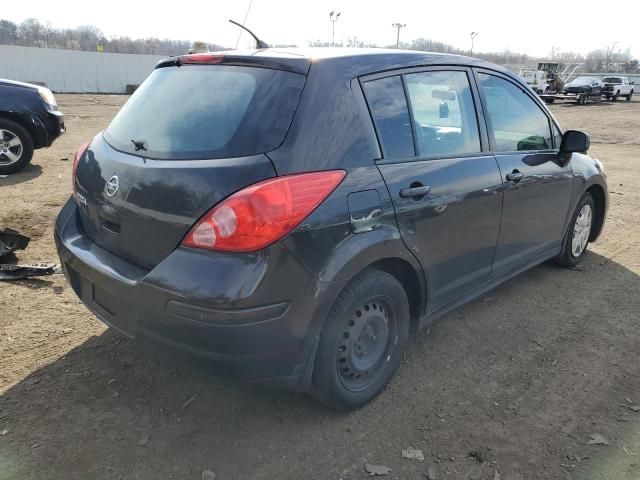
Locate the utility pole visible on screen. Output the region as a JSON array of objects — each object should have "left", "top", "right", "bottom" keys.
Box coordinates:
[
  {"left": 470, "top": 32, "right": 478, "bottom": 57},
  {"left": 392, "top": 23, "right": 406, "bottom": 48},
  {"left": 329, "top": 11, "right": 341, "bottom": 46},
  {"left": 605, "top": 42, "right": 618, "bottom": 73}
]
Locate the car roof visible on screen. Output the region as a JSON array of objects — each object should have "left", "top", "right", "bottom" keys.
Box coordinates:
[{"left": 159, "top": 47, "right": 515, "bottom": 79}]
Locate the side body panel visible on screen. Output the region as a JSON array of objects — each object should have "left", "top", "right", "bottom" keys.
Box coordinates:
[
  {"left": 491, "top": 152, "right": 573, "bottom": 274},
  {"left": 378, "top": 157, "right": 502, "bottom": 308}
]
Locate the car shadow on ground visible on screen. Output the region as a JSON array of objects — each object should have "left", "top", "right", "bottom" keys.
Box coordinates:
[
  {"left": 1, "top": 252, "right": 639, "bottom": 479},
  {"left": 0, "top": 163, "right": 42, "bottom": 186}
]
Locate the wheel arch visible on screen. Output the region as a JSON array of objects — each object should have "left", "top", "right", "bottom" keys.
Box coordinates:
[
  {"left": 363, "top": 257, "right": 425, "bottom": 334},
  {"left": 586, "top": 183, "right": 606, "bottom": 241},
  {"left": 0, "top": 112, "right": 37, "bottom": 146}
]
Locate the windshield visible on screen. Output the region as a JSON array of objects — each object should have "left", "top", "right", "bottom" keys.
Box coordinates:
[
  {"left": 104, "top": 65, "right": 306, "bottom": 160},
  {"left": 602, "top": 77, "right": 622, "bottom": 84}
]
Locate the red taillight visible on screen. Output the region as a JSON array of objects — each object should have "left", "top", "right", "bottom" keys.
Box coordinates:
[
  {"left": 178, "top": 53, "right": 224, "bottom": 65},
  {"left": 183, "top": 170, "right": 346, "bottom": 252},
  {"left": 72, "top": 142, "right": 89, "bottom": 196}
]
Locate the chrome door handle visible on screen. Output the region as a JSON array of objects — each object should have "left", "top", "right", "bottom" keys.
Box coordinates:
[
  {"left": 399, "top": 185, "right": 431, "bottom": 198},
  {"left": 506, "top": 170, "right": 525, "bottom": 183}
]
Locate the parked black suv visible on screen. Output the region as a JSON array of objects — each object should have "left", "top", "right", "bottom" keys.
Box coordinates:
[
  {"left": 0, "top": 79, "right": 65, "bottom": 174},
  {"left": 55, "top": 49, "right": 608, "bottom": 409}
]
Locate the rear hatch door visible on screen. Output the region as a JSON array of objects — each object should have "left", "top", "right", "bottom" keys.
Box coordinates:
[{"left": 75, "top": 61, "right": 306, "bottom": 270}]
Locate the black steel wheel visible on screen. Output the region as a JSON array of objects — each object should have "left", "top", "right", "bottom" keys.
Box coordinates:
[
  {"left": 311, "top": 268, "right": 410, "bottom": 410},
  {"left": 336, "top": 297, "right": 397, "bottom": 392}
]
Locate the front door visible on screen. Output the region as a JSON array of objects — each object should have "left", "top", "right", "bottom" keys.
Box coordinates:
[
  {"left": 475, "top": 71, "right": 573, "bottom": 275},
  {"left": 362, "top": 69, "right": 503, "bottom": 309}
]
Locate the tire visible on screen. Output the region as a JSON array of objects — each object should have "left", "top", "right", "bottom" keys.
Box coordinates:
[
  {"left": 311, "top": 268, "right": 410, "bottom": 410},
  {"left": 627, "top": 90, "right": 633, "bottom": 101},
  {"left": 0, "top": 118, "right": 34, "bottom": 175},
  {"left": 612, "top": 91, "right": 619, "bottom": 101},
  {"left": 555, "top": 193, "right": 595, "bottom": 267}
]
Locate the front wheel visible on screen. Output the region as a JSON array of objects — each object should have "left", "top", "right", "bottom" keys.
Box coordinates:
[
  {"left": 555, "top": 193, "right": 595, "bottom": 267},
  {"left": 311, "top": 268, "right": 410, "bottom": 410},
  {"left": 612, "top": 91, "right": 619, "bottom": 101},
  {"left": 0, "top": 118, "right": 34, "bottom": 175}
]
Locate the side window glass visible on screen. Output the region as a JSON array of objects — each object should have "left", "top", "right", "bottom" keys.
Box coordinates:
[
  {"left": 363, "top": 76, "right": 414, "bottom": 159},
  {"left": 478, "top": 73, "right": 552, "bottom": 152},
  {"left": 404, "top": 70, "right": 481, "bottom": 157}
]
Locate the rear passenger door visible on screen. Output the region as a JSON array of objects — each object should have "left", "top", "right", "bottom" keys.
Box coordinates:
[
  {"left": 362, "top": 68, "right": 503, "bottom": 310},
  {"left": 475, "top": 70, "right": 573, "bottom": 275}
]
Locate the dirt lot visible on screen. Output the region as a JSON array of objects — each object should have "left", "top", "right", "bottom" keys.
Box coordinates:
[{"left": 1, "top": 94, "right": 639, "bottom": 480}]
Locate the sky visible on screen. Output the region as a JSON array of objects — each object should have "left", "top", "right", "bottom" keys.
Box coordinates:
[{"left": 4, "top": 0, "right": 639, "bottom": 57}]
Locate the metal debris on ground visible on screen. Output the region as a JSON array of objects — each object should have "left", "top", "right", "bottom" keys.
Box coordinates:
[
  {"left": 402, "top": 449, "right": 425, "bottom": 461},
  {"left": 0, "top": 228, "right": 30, "bottom": 258},
  {"left": 365, "top": 464, "right": 391, "bottom": 476},
  {"left": 0, "top": 263, "right": 61, "bottom": 281}
]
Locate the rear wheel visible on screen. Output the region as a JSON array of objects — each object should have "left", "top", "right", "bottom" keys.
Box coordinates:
[
  {"left": 311, "top": 268, "right": 410, "bottom": 410},
  {"left": 555, "top": 193, "right": 594, "bottom": 267},
  {"left": 627, "top": 90, "right": 633, "bottom": 101},
  {"left": 0, "top": 119, "right": 34, "bottom": 175}
]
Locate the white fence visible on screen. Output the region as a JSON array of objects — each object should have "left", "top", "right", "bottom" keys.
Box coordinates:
[{"left": 0, "top": 45, "right": 165, "bottom": 94}]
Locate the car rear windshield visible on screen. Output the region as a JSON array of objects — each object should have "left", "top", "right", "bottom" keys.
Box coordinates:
[
  {"left": 602, "top": 77, "right": 622, "bottom": 84},
  {"left": 103, "top": 65, "right": 306, "bottom": 160}
]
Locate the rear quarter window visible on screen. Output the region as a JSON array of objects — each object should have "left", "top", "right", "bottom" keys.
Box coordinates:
[
  {"left": 104, "top": 65, "right": 306, "bottom": 160},
  {"left": 363, "top": 76, "right": 415, "bottom": 159}
]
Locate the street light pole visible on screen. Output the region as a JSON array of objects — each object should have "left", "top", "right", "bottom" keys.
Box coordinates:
[
  {"left": 605, "top": 41, "right": 618, "bottom": 73},
  {"left": 329, "top": 11, "right": 341, "bottom": 46},
  {"left": 392, "top": 23, "right": 406, "bottom": 48},
  {"left": 470, "top": 32, "right": 478, "bottom": 57}
]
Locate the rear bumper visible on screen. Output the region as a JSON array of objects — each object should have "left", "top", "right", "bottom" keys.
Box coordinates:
[{"left": 54, "top": 198, "right": 344, "bottom": 388}]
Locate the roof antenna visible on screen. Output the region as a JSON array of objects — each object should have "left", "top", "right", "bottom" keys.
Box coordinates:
[{"left": 229, "top": 19, "right": 269, "bottom": 49}]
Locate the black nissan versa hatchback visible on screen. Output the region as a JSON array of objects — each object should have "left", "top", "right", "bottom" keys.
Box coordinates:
[{"left": 55, "top": 49, "right": 608, "bottom": 410}]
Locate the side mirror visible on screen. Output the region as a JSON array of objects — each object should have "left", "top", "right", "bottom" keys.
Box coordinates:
[{"left": 560, "top": 130, "right": 590, "bottom": 154}]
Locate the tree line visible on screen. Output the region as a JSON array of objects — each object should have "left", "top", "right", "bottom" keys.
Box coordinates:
[
  {"left": 0, "top": 18, "right": 224, "bottom": 55},
  {"left": 1, "top": 17, "right": 637, "bottom": 73}
]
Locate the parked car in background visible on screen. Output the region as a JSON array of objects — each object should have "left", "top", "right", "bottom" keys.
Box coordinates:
[
  {"left": 563, "top": 76, "right": 603, "bottom": 97},
  {"left": 0, "top": 79, "right": 64, "bottom": 175},
  {"left": 56, "top": 49, "right": 608, "bottom": 410},
  {"left": 601, "top": 76, "right": 634, "bottom": 101}
]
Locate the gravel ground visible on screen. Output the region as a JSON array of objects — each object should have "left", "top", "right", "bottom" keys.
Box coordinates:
[{"left": 0, "top": 94, "right": 639, "bottom": 480}]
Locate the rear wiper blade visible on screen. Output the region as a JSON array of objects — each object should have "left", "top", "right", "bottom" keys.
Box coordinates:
[{"left": 131, "top": 139, "right": 147, "bottom": 151}]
